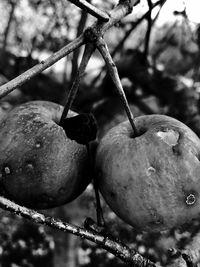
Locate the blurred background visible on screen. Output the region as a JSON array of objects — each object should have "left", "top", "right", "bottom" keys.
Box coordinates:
[{"left": 0, "top": 0, "right": 200, "bottom": 266}]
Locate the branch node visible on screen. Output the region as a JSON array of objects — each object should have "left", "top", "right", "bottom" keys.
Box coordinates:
[
  {"left": 84, "top": 27, "right": 101, "bottom": 43},
  {"left": 84, "top": 217, "right": 105, "bottom": 234}
]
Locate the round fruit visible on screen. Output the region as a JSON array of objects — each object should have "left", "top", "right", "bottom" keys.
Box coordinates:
[
  {"left": 0, "top": 100, "right": 90, "bottom": 209},
  {"left": 95, "top": 114, "right": 200, "bottom": 232}
]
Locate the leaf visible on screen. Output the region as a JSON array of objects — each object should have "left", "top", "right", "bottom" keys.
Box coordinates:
[{"left": 60, "top": 113, "right": 98, "bottom": 145}]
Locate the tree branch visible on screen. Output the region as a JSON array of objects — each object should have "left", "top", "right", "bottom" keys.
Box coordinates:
[
  {"left": 0, "top": 196, "right": 157, "bottom": 267},
  {"left": 70, "top": 6, "right": 89, "bottom": 85},
  {"left": 143, "top": 0, "right": 153, "bottom": 62},
  {"left": 0, "top": 35, "right": 85, "bottom": 99},
  {"left": 67, "top": 0, "right": 109, "bottom": 22},
  {"left": 100, "top": 0, "right": 138, "bottom": 35},
  {"left": 2, "top": 0, "right": 17, "bottom": 51}
]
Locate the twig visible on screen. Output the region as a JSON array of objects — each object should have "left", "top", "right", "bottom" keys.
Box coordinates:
[
  {"left": 2, "top": 0, "right": 17, "bottom": 51},
  {"left": 70, "top": 7, "right": 89, "bottom": 84},
  {"left": 96, "top": 37, "right": 138, "bottom": 136},
  {"left": 100, "top": 0, "right": 136, "bottom": 34},
  {"left": 111, "top": 0, "right": 163, "bottom": 58},
  {"left": 67, "top": 0, "right": 109, "bottom": 22},
  {"left": 59, "top": 43, "right": 95, "bottom": 124},
  {"left": 0, "top": 196, "right": 157, "bottom": 267},
  {"left": 0, "top": 35, "right": 85, "bottom": 99},
  {"left": 143, "top": 0, "right": 153, "bottom": 62}
]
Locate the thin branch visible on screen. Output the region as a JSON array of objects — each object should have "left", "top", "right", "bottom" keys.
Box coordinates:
[
  {"left": 67, "top": 0, "right": 109, "bottom": 22},
  {"left": 96, "top": 37, "right": 138, "bottom": 136},
  {"left": 0, "top": 196, "right": 157, "bottom": 267},
  {"left": 0, "top": 35, "right": 84, "bottom": 99},
  {"left": 59, "top": 43, "right": 95, "bottom": 124},
  {"left": 100, "top": 0, "right": 138, "bottom": 35},
  {"left": 143, "top": 0, "right": 153, "bottom": 62},
  {"left": 2, "top": 0, "right": 17, "bottom": 51},
  {"left": 70, "top": 6, "right": 89, "bottom": 84},
  {"left": 112, "top": 0, "right": 165, "bottom": 58}
]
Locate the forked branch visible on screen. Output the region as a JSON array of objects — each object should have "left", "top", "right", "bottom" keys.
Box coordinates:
[{"left": 96, "top": 37, "right": 138, "bottom": 136}]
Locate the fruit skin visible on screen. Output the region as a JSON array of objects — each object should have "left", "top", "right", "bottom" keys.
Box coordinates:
[
  {"left": 0, "top": 100, "right": 90, "bottom": 209},
  {"left": 95, "top": 115, "right": 200, "bottom": 232}
]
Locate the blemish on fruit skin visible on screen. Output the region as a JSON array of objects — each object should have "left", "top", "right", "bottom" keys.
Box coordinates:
[
  {"left": 147, "top": 166, "right": 156, "bottom": 174},
  {"left": 123, "top": 185, "right": 128, "bottom": 190},
  {"left": 172, "top": 144, "right": 181, "bottom": 156},
  {"left": 4, "top": 166, "right": 11, "bottom": 175},
  {"left": 35, "top": 142, "right": 42, "bottom": 148},
  {"left": 156, "top": 129, "right": 179, "bottom": 146},
  {"left": 186, "top": 194, "right": 196, "bottom": 206},
  {"left": 26, "top": 163, "right": 34, "bottom": 170},
  {"left": 58, "top": 187, "right": 65, "bottom": 194},
  {"left": 109, "top": 191, "right": 116, "bottom": 199},
  {"left": 40, "top": 193, "right": 54, "bottom": 203}
]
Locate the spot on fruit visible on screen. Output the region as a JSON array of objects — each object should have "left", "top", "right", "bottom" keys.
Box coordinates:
[
  {"left": 156, "top": 129, "right": 179, "bottom": 146},
  {"left": 58, "top": 187, "right": 65, "bottom": 194},
  {"left": 40, "top": 193, "right": 54, "bottom": 203},
  {"left": 24, "top": 160, "right": 35, "bottom": 171},
  {"left": 147, "top": 166, "right": 156, "bottom": 174},
  {"left": 109, "top": 191, "right": 116, "bottom": 199},
  {"left": 172, "top": 144, "right": 181, "bottom": 156},
  {"left": 186, "top": 194, "right": 196, "bottom": 206},
  {"left": 4, "top": 166, "right": 11, "bottom": 175},
  {"left": 26, "top": 163, "right": 34, "bottom": 170},
  {"left": 35, "top": 142, "right": 42, "bottom": 148}
]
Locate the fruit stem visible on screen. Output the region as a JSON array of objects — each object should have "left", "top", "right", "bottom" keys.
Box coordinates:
[
  {"left": 86, "top": 144, "right": 105, "bottom": 227},
  {"left": 96, "top": 37, "right": 138, "bottom": 136},
  {"left": 59, "top": 43, "right": 95, "bottom": 125},
  {"left": 93, "top": 177, "right": 105, "bottom": 227}
]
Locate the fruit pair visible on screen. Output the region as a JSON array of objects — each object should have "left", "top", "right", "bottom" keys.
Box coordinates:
[{"left": 1, "top": 100, "right": 200, "bottom": 232}]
